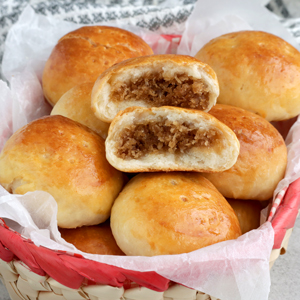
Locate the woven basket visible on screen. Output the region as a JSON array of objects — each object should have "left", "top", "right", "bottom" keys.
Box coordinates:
[
  {"left": 1, "top": 3, "right": 300, "bottom": 296},
  {"left": 0, "top": 175, "right": 299, "bottom": 300}
]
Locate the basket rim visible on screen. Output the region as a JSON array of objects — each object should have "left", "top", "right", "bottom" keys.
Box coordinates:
[
  {"left": 0, "top": 221, "right": 170, "bottom": 291},
  {"left": 0, "top": 176, "right": 299, "bottom": 290}
]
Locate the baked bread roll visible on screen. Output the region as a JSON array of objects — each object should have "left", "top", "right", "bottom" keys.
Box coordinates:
[
  {"left": 51, "top": 82, "right": 109, "bottom": 139},
  {"left": 202, "top": 104, "right": 287, "bottom": 200},
  {"left": 59, "top": 221, "right": 125, "bottom": 255},
  {"left": 105, "top": 106, "right": 240, "bottom": 173},
  {"left": 0, "top": 115, "right": 124, "bottom": 228},
  {"left": 111, "top": 172, "right": 242, "bottom": 256},
  {"left": 195, "top": 30, "right": 300, "bottom": 121},
  {"left": 227, "top": 199, "right": 262, "bottom": 234},
  {"left": 91, "top": 54, "right": 219, "bottom": 123},
  {"left": 43, "top": 26, "right": 153, "bottom": 106}
]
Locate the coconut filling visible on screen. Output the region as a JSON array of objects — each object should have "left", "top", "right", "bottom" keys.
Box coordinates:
[
  {"left": 116, "top": 119, "right": 219, "bottom": 159},
  {"left": 111, "top": 72, "right": 210, "bottom": 110}
]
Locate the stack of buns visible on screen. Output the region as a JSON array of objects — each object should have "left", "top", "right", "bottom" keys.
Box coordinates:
[{"left": 0, "top": 27, "right": 293, "bottom": 257}]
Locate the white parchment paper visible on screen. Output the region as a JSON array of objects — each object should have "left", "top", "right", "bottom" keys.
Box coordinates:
[
  {"left": 177, "top": 0, "right": 300, "bottom": 56},
  {"left": 1, "top": 1, "right": 300, "bottom": 299}
]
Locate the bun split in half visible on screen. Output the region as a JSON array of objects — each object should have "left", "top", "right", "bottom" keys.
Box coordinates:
[
  {"left": 92, "top": 54, "right": 219, "bottom": 123},
  {"left": 105, "top": 106, "right": 240, "bottom": 173}
]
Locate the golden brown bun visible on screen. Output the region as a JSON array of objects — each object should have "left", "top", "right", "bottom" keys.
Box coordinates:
[
  {"left": 51, "top": 82, "right": 109, "bottom": 139},
  {"left": 0, "top": 115, "right": 124, "bottom": 228},
  {"left": 42, "top": 26, "right": 153, "bottom": 106},
  {"left": 227, "top": 199, "right": 263, "bottom": 234},
  {"left": 59, "top": 221, "right": 125, "bottom": 255},
  {"left": 111, "top": 172, "right": 242, "bottom": 256},
  {"left": 91, "top": 54, "right": 219, "bottom": 123},
  {"left": 202, "top": 104, "right": 287, "bottom": 200},
  {"left": 195, "top": 30, "right": 300, "bottom": 121},
  {"left": 105, "top": 106, "right": 240, "bottom": 173}
]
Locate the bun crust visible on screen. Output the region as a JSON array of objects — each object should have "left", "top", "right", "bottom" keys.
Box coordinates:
[
  {"left": 195, "top": 30, "right": 300, "bottom": 121},
  {"left": 227, "top": 199, "right": 262, "bottom": 234},
  {"left": 105, "top": 106, "right": 240, "bottom": 173},
  {"left": 203, "top": 104, "right": 287, "bottom": 200},
  {"left": 51, "top": 82, "right": 109, "bottom": 139},
  {"left": 59, "top": 221, "right": 125, "bottom": 255},
  {"left": 42, "top": 26, "right": 153, "bottom": 106},
  {"left": 0, "top": 115, "right": 124, "bottom": 228},
  {"left": 111, "top": 172, "right": 242, "bottom": 256},
  {"left": 91, "top": 54, "right": 219, "bottom": 123}
]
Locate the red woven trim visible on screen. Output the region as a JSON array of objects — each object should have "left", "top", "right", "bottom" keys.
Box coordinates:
[
  {"left": 268, "top": 187, "right": 288, "bottom": 221},
  {"left": 62, "top": 254, "right": 169, "bottom": 291},
  {"left": 0, "top": 219, "right": 169, "bottom": 291},
  {"left": 271, "top": 177, "right": 300, "bottom": 249},
  {"left": 0, "top": 225, "right": 45, "bottom": 276},
  {"left": 0, "top": 241, "right": 14, "bottom": 262}
]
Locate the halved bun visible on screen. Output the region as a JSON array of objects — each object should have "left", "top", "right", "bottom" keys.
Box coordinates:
[
  {"left": 91, "top": 54, "right": 219, "bottom": 123},
  {"left": 105, "top": 106, "right": 240, "bottom": 172}
]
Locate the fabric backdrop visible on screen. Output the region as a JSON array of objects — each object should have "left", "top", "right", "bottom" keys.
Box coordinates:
[{"left": 1, "top": 0, "right": 300, "bottom": 81}]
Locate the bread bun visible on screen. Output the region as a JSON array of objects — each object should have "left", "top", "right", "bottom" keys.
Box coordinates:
[
  {"left": 105, "top": 106, "right": 240, "bottom": 173},
  {"left": 51, "top": 82, "right": 109, "bottom": 139},
  {"left": 42, "top": 26, "right": 153, "bottom": 106},
  {"left": 227, "top": 199, "right": 262, "bottom": 234},
  {"left": 59, "top": 221, "right": 125, "bottom": 255},
  {"left": 111, "top": 172, "right": 242, "bottom": 256},
  {"left": 91, "top": 54, "right": 219, "bottom": 123},
  {"left": 195, "top": 30, "right": 300, "bottom": 121},
  {"left": 202, "top": 104, "right": 287, "bottom": 200},
  {"left": 0, "top": 115, "right": 124, "bottom": 228}
]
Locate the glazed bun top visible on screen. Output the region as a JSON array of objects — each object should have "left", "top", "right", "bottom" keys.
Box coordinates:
[
  {"left": 110, "top": 172, "right": 242, "bottom": 256},
  {"left": 59, "top": 221, "right": 125, "bottom": 255},
  {"left": 195, "top": 30, "right": 300, "bottom": 121},
  {"left": 202, "top": 104, "right": 287, "bottom": 200},
  {"left": 0, "top": 115, "right": 124, "bottom": 228},
  {"left": 42, "top": 26, "right": 153, "bottom": 106}
]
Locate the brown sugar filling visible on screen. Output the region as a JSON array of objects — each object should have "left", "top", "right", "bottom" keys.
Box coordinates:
[
  {"left": 116, "top": 119, "right": 218, "bottom": 159},
  {"left": 111, "top": 72, "right": 210, "bottom": 110}
]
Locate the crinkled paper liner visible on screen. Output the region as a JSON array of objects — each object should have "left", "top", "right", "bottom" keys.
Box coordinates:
[{"left": 1, "top": 1, "right": 300, "bottom": 299}]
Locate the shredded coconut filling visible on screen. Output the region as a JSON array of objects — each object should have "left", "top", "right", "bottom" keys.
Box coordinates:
[
  {"left": 111, "top": 72, "right": 210, "bottom": 110},
  {"left": 116, "top": 119, "right": 218, "bottom": 159}
]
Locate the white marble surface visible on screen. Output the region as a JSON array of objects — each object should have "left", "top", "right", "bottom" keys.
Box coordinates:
[{"left": 0, "top": 216, "right": 299, "bottom": 299}]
